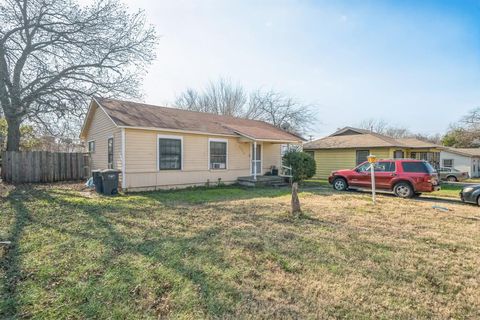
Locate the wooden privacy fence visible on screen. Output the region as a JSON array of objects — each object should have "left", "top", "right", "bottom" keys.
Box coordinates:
[{"left": 1, "top": 151, "right": 90, "bottom": 184}]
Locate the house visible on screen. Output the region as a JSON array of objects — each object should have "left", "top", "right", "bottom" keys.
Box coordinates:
[
  {"left": 80, "top": 97, "right": 303, "bottom": 191},
  {"left": 303, "top": 127, "right": 442, "bottom": 179},
  {"left": 440, "top": 148, "right": 480, "bottom": 178}
]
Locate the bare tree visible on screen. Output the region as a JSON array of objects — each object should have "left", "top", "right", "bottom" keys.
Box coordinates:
[
  {"left": 358, "top": 118, "right": 389, "bottom": 134},
  {"left": 176, "top": 78, "right": 246, "bottom": 117},
  {"left": 176, "top": 79, "right": 316, "bottom": 135},
  {"left": 358, "top": 118, "right": 412, "bottom": 138},
  {"left": 442, "top": 107, "right": 480, "bottom": 147},
  {"left": 247, "top": 90, "right": 315, "bottom": 134},
  {"left": 0, "top": 0, "right": 157, "bottom": 151}
]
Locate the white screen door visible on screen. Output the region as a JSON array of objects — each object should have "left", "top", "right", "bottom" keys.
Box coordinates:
[{"left": 251, "top": 144, "right": 261, "bottom": 175}]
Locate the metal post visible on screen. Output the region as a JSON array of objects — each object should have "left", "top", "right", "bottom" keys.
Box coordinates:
[
  {"left": 253, "top": 140, "right": 257, "bottom": 180},
  {"left": 370, "top": 162, "right": 376, "bottom": 205}
]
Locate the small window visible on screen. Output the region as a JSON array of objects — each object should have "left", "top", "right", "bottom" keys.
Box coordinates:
[
  {"left": 393, "top": 150, "right": 404, "bottom": 159},
  {"left": 88, "top": 141, "right": 95, "bottom": 153},
  {"left": 107, "top": 138, "right": 114, "bottom": 169},
  {"left": 210, "top": 140, "right": 227, "bottom": 169},
  {"left": 356, "top": 150, "right": 370, "bottom": 165},
  {"left": 443, "top": 159, "right": 454, "bottom": 168},
  {"left": 158, "top": 138, "right": 182, "bottom": 170},
  {"left": 402, "top": 161, "right": 430, "bottom": 173}
]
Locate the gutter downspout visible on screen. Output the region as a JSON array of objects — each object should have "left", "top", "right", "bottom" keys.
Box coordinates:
[
  {"left": 253, "top": 140, "right": 257, "bottom": 181},
  {"left": 121, "top": 128, "right": 126, "bottom": 190}
]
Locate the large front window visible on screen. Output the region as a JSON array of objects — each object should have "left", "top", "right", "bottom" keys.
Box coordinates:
[
  {"left": 158, "top": 138, "right": 182, "bottom": 170},
  {"left": 210, "top": 140, "right": 227, "bottom": 169}
]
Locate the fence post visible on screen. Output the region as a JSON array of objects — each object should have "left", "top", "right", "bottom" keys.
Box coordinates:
[{"left": 1, "top": 151, "right": 5, "bottom": 181}]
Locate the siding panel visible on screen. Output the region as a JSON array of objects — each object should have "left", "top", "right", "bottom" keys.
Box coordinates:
[
  {"left": 124, "top": 129, "right": 287, "bottom": 189},
  {"left": 85, "top": 104, "right": 121, "bottom": 172}
]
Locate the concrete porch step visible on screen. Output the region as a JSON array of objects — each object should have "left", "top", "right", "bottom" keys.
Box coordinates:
[{"left": 237, "top": 175, "right": 288, "bottom": 187}]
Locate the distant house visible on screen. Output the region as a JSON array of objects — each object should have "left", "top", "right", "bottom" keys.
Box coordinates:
[
  {"left": 303, "top": 127, "right": 442, "bottom": 178},
  {"left": 440, "top": 148, "right": 480, "bottom": 178},
  {"left": 80, "top": 97, "right": 303, "bottom": 191}
]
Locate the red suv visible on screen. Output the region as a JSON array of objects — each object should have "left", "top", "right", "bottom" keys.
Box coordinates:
[{"left": 328, "top": 159, "right": 440, "bottom": 198}]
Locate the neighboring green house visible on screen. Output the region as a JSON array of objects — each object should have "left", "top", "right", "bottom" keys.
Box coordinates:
[{"left": 303, "top": 127, "right": 442, "bottom": 179}]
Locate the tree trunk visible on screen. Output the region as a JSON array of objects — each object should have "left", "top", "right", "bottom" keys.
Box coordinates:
[
  {"left": 291, "top": 182, "right": 301, "bottom": 216},
  {"left": 6, "top": 116, "right": 21, "bottom": 151}
]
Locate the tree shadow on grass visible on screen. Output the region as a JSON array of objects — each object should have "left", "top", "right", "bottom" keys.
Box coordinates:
[
  {"left": 7, "top": 187, "right": 243, "bottom": 318},
  {"left": 1, "top": 188, "right": 32, "bottom": 318}
]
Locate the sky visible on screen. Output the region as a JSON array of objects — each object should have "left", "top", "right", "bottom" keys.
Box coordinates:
[{"left": 109, "top": 0, "right": 480, "bottom": 137}]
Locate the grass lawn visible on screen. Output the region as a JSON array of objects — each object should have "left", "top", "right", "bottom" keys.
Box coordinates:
[
  {"left": 1, "top": 184, "right": 479, "bottom": 319},
  {"left": 431, "top": 184, "right": 463, "bottom": 199}
]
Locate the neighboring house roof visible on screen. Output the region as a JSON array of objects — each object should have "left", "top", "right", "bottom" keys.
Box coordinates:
[
  {"left": 395, "top": 138, "right": 439, "bottom": 149},
  {"left": 304, "top": 127, "right": 442, "bottom": 150},
  {"left": 81, "top": 97, "right": 304, "bottom": 142},
  {"left": 443, "top": 147, "right": 480, "bottom": 157}
]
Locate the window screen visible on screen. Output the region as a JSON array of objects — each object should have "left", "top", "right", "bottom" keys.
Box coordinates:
[
  {"left": 393, "top": 150, "right": 404, "bottom": 159},
  {"left": 107, "top": 138, "right": 114, "bottom": 169},
  {"left": 443, "top": 159, "right": 454, "bottom": 168},
  {"left": 210, "top": 141, "right": 227, "bottom": 169},
  {"left": 158, "top": 138, "right": 182, "bottom": 170},
  {"left": 88, "top": 141, "right": 95, "bottom": 153},
  {"left": 356, "top": 150, "right": 369, "bottom": 165}
]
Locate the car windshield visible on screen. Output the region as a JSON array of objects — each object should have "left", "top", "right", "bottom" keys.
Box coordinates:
[{"left": 355, "top": 162, "right": 371, "bottom": 172}]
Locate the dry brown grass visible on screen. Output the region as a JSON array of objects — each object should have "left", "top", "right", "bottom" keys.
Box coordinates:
[{"left": 1, "top": 184, "right": 479, "bottom": 319}]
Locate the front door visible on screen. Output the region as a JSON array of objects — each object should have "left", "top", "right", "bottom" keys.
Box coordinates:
[{"left": 251, "top": 143, "right": 262, "bottom": 175}]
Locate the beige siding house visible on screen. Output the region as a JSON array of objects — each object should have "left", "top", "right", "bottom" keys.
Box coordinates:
[
  {"left": 80, "top": 97, "right": 303, "bottom": 191},
  {"left": 304, "top": 127, "right": 442, "bottom": 179}
]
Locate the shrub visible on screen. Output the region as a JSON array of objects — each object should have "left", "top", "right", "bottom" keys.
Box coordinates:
[{"left": 283, "top": 150, "right": 316, "bottom": 182}]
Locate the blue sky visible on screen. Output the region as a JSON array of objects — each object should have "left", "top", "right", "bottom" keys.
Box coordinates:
[{"left": 121, "top": 0, "right": 480, "bottom": 137}]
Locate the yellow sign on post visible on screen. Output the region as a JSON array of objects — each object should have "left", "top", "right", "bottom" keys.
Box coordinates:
[{"left": 368, "top": 155, "right": 377, "bottom": 204}]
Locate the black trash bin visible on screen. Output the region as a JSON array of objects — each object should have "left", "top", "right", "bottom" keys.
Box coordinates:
[
  {"left": 92, "top": 170, "right": 103, "bottom": 194},
  {"left": 101, "top": 169, "right": 120, "bottom": 195}
]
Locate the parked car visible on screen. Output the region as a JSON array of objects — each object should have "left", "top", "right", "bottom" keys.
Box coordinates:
[
  {"left": 328, "top": 159, "right": 440, "bottom": 198},
  {"left": 438, "top": 167, "right": 469, "bottom": 182},
  {"left": 460, "top": 185, "right": 480, "bottom": 206}
]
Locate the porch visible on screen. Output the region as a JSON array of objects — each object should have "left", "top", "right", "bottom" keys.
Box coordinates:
[{"left": 237, "top": 175, "right": 289, "bottom": 187}]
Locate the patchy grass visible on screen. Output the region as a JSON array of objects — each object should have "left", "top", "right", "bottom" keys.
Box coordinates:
[
  {"left": 430, "top": 184, "right": 463, "bottom": 199},
  {"left": 1, "top": 184, "right": 479, "bottom": 319}
]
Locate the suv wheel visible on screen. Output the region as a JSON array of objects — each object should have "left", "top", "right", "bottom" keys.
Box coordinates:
[
  {"left": 477, "top": 196, "right": 480, "bottom": 206},
  {"left": 446, "top": 176, "right": 457, "bottom": 182},
  {"left": 332, "top": 177, "right": 348, "bottom": 191},
  {"left": 394, "top": 182, "right": 414, "bottom": 198}
]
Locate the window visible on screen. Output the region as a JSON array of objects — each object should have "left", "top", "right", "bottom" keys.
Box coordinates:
[
  {"left": 88, "top": 140, "right": 95, "bottom": 153},
  {"left": 402, "top": 161, "right": 434, "bottom": 173},
  {"left": 356, "top": 150, "right": 370, "bottom": 165},
  {"left": 107, "top": 138, "right": 114, "bottom": 169},
  {"left": 443, "top": 159, "right": 454, "bottom": 168},
  {"left": 393, "top": 150, "right": 404, "bottom": 159},
  {"left": 158, "top": 137, "right": 182, "bottom": 170},
  {"left": 209, "top": 140, "right": 227, "bottom": 169},
  {"left": 374, "top": 161, "right": 396, "bottom": 172}
]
